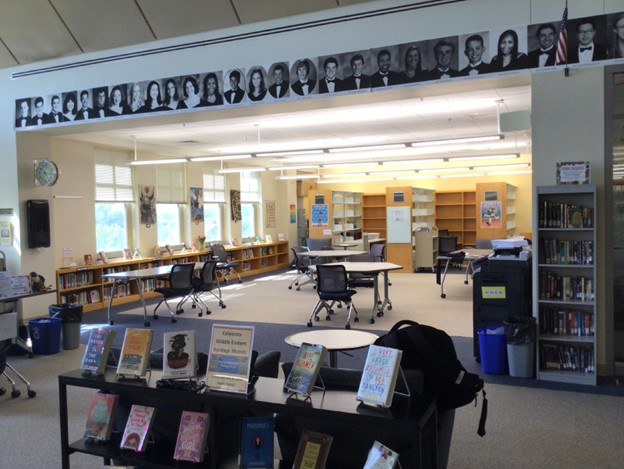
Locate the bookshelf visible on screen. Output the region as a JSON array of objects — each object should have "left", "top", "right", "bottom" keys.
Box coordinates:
[
  {"left": 412, "top": 188, "right": 437, "bottom": 271},
  {"left": 534, "top": 185, "right": 596, "bottom": 385},
  {"left": 475, "top": 182, "right": 517, "bottom": 241},
  {"left": 362, "top": 193, "right": 387, "bottom": 239},
  {"left": 434, "top": 190, "right": 476, "bottom": 248},
  {"left": 308, "top": 189, "right": 363, "bottom": 244},
  {"left": 55, "top": 241, "right": 289, "bottom": 312}
]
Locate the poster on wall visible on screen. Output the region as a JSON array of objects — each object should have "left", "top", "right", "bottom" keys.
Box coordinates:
[
  {"left": 139, "top": 185, "right": 156, "bottom": 227},
  {"left": 190, "top": 187, "right": 204, "bottom": 224},
  {"left": 289, "top": 204, "right": 296, "bottom": 223},
  {"left": 311, "top": 204, "right": 328, "bottom": 226},
  {"left": 265, "top": 200, "right": 276, "bottom": 228},
  {"left": 556, "top": 161, "right": 590, "bottom": 185},
  {"left": 0, "top": 221, "right": 11, "bottom": 245},
  {"left": 230, "top": 190, "right": 241, "bottom": 222},
  {"left": 480, "top": 200, "right": 502, "bottom": 228}
]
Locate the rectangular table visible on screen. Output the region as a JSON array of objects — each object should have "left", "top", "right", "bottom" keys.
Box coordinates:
[
  {"left": 436, "top": 248, "right": 492, "bottom": 298},
  {"left": 310, "top": 261, "right": 402, "bottom": 323}
]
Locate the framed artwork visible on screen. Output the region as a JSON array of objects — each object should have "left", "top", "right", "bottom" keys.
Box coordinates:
[{"left": 230, "top": 190, "right": 241, "bottom": 222}]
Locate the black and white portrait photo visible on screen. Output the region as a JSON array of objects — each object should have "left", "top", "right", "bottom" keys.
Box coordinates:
[
  {"left": 424, "top": 37, "right": 460, "bottom": 79},
  {"left": 370, "top": 45, "right": 404, "bottom": 88},
  {"left": 179, "top": 76, "right": 203, "bottom": 109},
  {"left": 62, "top": 92, "right": 78, "bottom": 122},
  {"left": 74, "top": 89, "right": 98, "bottom": 120},
  {"left": 108, "top": 85, "right": 130, "bottom": 116},
  {"left": 397, "top": 42, "right": 429, "bottom": 82},
  {"left": 224, "top": 69, "right": 246, "bottom": 104},
  {"left": 15, "top": 98, "right": 32, "bottom": 128},
  {"left": 246, "top": 66, "right": 269, "bottom": 102},
  {"left": 127, "top": 82, "right": 145, "bottom": 113},
  {"left": 318, "top": 55, "right": 344, "bottom": 94},
  {"left": 140, "top": 80, "right": 167, "bottom": 113},
  {"left": 200, "top": 72, "right": 224, "bottom": 106},
  {"left": 44, "top": 94, "right": 67, "bottom": 124},
  {"left": 30, "top": 96, "right": 46, "bottom": 126},
  {"left": 489, "top": 27, "right": 529, "bottom": 72},
  {"left": 567, "top": 16, "right": 609, "bottom": 64},
  {"left": 527, "top": 23, "right": 558, "bottom": 68},
  {"left": 340, "top": 50, "right": 372, "bottom": 91},
  {"left": 290, "top": 58, "right": 318, "bottom": 97},
  {"left": 139, "top": 185, "right": 156, "bottom": 227},
  {"left": 268, "top": 62, "right": 290, "bottom": 99},
  {"left": 458, "top": 32, "right": 493, "bottom": 76},
  {"left": 93, "top": 86, "right": 112, "bottom": 118}
]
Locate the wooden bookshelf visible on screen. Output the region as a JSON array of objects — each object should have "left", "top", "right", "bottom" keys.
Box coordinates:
[
  {"left": 362, "top": 193, "right": 387, "bottom": 239},
  {"left": 434, "top": 190, "right": 476, "bottom": 249},
  {"left": 56, "top": 241, "right": 289, "bottom": 311},
  {"left": 475, "top": 182, "right": 517, "bottom": 241}
]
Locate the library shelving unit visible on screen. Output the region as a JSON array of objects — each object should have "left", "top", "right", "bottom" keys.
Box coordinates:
[
  {"left": 308, "top": 189, "right": 363, "bottom": 244},
  {"left": 434, "top": 190, "right": 476, "bottom": 248},
  {"left": 411, "top": 188, "right": 437, "bottom": 271},
  {"left": 362, "top": 193, "right": 387, "bottom": 239},
  {"left": 55, "top": 241, "right": 289, "bottom": 312},
  {"left": 534, "top": 184, "right": 596, "bottom": 385},
  {"left": 475, "top": 182, "right": 517, "bottom": 241}
]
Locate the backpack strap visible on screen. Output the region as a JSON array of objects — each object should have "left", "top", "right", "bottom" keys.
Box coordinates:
[{"left": 388, "top": 319, "right": 420, "bottom": 332}]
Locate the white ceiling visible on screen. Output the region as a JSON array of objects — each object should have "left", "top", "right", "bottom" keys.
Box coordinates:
[{"left": 5, "top": 0, "right": 532, "bottom": 168}]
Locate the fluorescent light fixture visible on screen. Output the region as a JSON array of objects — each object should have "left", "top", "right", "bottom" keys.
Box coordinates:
[
  {"left": 327, "top": 143, "right": 406, "bottom": 153},
  {"left": 218, "top": 167, "right": 267, "bottom": 173},
  {"left": 370, "top": 169, "right": 418, "bottom": 176},
  {"left": 189, "top": 154, "right": 253, "bottom": 162},
  {"left": 448, "top": 153, "right": 519, "bottom": 161},
  {"left": 418, "top": 167, "right": 470, "bottom": 173},
  {"left": 277, "top": 174, "right": 319, "bottom": 180},
  {"left": 257, "top": 149, "right": 325, "bottom": 158},
  {"left": 440, "top": 172, "right": 486, "bottom": 178},
  {"left": 317, "top": 177, "right": 394, "bottom": 184},
  {"left": 321, "top": 172, "right": 367, "bottom": 178},
  {"left": 380, "top": 158, "right": 444, "bottom": 165},
  {"left": 129, "top": 158, "right": 188, "bottom": 165},
  {"left": 268, "top": 164, "right": 320, "bottom": 171},
  {"left": 411, "top": 134, "right": 503, "bottom": 147},
  {"left": 485, "top": 169, "right": 532, "bottom": 175},
  {"left": 322, "top": 162, "right": 380, "bottom": 168},
  {"left": 475, "top": 163, "right": 530, "bottom": 170}
]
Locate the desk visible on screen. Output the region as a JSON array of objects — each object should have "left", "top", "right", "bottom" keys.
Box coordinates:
[
  {"left": 59, "top": 369, "right": 436, "bottom": 469},
  {"left": 436, "top": 248, "right": 491, "bottom": 298},
  {"left": 310, "top": 261, "right": 402, "bottom": 322},
  {"left": 284, "top": 329, "right": 379, "bottom": 367},
  {"left": 333, "top": 242, "right": 359, "bottom": 250},
  {"left": 299, "top": 250, "right": 366, "bottom": 260}
]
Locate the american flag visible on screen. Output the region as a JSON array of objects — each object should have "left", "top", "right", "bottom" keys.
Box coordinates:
[{"left": 556, "top": 1, "right": 569, "bottom": 65}]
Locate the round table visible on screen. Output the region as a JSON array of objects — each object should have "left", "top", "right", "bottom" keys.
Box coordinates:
[{"left": 284, "top": 329, "right": 379, "bottom": 367}]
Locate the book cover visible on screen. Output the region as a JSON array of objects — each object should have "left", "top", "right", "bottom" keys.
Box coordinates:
[
  {"left": 239, "top": 416, "right": 274, "bottom": 469},
  {"left": 98, "top": 251, "right": 109, "bottom": 264},
  {"left": 284, "top": 343, "right": 327, "bottom": 396},
  {"left": 81, "top": 328, "right": 117, "bottom": 375},
  {"left": 120, "top": 404, "right": 156, "bottom": 453},
  {"left": 89, "top": 289, "right": 101, "bottom": 303},
  {"left": 84, "top": 392, "right": 118, "bottom": 441},
  {"left": 116, "top": 328, "right": 154, "bottom": 378},
  {"left": 363, "top": 440, "right": 400, "bottom": 469},
  {"left": 357, "top": 345, "right": 403, "bottom": 408},
  {"left": 292, "top": 430, "right": 333, "bottom": 469},
  {"left": 162, "top": 330, "right": 197, "bottom": 379},
  {"left": 173, "top": 410, "right": 210, "bottom": 462},
  {"left": 206, "top": 324, "right": 255, "bottom": 394}
]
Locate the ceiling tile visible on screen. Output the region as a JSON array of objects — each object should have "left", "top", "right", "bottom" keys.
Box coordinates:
[{"left": 232, "top": 0, "right": 341, "bottom": 24}]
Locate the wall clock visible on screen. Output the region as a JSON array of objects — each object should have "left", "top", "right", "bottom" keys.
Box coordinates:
[{"left": 33, "top": 159, "right": 59, "bottom": 186}]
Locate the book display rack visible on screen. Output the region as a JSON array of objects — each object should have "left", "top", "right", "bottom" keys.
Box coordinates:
[
  {"left": 534, "top": 185, "right": 597, "bottom": 385},
  {"left": 55, "top": 241, "right": 289, "bottom": 312}
]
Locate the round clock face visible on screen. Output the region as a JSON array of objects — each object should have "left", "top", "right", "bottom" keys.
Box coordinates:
[{"left": 34, "top": 159, "right": 59, "bottom": 186}]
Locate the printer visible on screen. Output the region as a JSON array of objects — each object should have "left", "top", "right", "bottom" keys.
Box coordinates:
[{"left": 490, "top": 237, "right": 532, "bottom": 260}]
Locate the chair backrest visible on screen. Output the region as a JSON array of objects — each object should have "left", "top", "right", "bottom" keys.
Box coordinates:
[
  {"left": 169, "top": 263, "right": 195, "bottom": 289},
  {"left": 306, "top": 238, "right": 331, "bottom": 251},
  {"left": 370, "top": 243, "right": 385, "bottom": 262},
  {"left": 198, "top": 260, "right": 218, "bottom": 285},
  {"left": 438, "top": 229, "right": 449, "bottom": 237},
  {"left": 475, "top": 238, "right": 493, "bottom": 249},
  {"left": 291, "top": 247, "right": 310, "bottom": 269},
  {"left": 316, "top": 264, "right": 348, "bottom": 294},
  {"left": 438, "top": 235, "right": 458, "bottom": 255},
  {"left": 210, "top": 243, "right": 227, "bottom": 262},
  {"left": 349, "top": 253, "right": 374, "bottom": 263}
]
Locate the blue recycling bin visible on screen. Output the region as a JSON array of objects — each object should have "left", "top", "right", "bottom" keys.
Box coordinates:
[
  {"left": 28, "top": 317, "right": 62, "bottom": 355},
  {"left": 478, "top": 326, "right": 507, "bottom": 374}
]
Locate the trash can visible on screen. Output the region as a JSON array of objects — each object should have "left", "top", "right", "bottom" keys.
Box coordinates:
[
  {"left": 477, "top": 326, "right": 506, "bottom": 374},
  {"left": 504, "top": 317, "right": 536, "bottom": 378},
  {"left": 28, "top": 317, "right": 62, "bottom": 355},
  {"left": 49, "top": 303, "right": 83, "bottom": 350}
]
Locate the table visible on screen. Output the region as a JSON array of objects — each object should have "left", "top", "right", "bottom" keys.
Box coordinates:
[
  {"left": 299, "top": 250, "right": 367, "bottom": 260},
  {"left": 333, "top": 242, "right": 359, "bottom": 250},
  {"left": 284, "top": 329, "right": 379, "bottom": 367},
  {"left": 102, "top": 263, "right": 203, "bottom": 327},
  {"left": 436, "top": 248, "right": 491, "bottom": 298},
  {"left": 310, "top": 261, "right": 402, "bottom": 322}
]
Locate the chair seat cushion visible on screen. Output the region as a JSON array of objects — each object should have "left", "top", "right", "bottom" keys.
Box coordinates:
[
  {"left": 154, "top": 287, "right": 191, "bottom": 295},
  {"left": 318, "top": 290, "right": 356, "bottom": 301}
]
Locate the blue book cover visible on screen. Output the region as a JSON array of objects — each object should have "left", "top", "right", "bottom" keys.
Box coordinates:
[
  {"left": 240, "top": 416, "right": 274, "bottom": 468},
  {"left": 284, "top": 343, "right": 327, "bottom": 396}
]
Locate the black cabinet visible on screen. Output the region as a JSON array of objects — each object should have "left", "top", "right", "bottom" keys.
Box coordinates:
[{"left": 472, "top": 258, "right": 532, "bottom": 359}]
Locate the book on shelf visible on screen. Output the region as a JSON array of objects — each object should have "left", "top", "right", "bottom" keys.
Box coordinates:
[
  {"left": 120, "top": 404, "right": 157, "bottom": 453},
  {"left": 284, "top": 342, "right": 327, "bottom": 396},
  {"left": 362, "top": 440, "right": 400, "bottom": 469},
  {"left": 84, "top": 392, "right": 118, "bottom": 441},
  {"left": 206, "top": 323, "right": 255, "bottom": 394},
  {"left": 98, "top": 250, "right": 109, "bottom": 264},
  {"left": 357, "top": 344, "right": 403, "bottom": 408},
  {"left": 88, "top": 289, "right": 101, "bottom": 303},
  {"left": 173, "top": 410, "right": 210, "bottom": 463},
  {"left": 162, "top": 330, "right": 197, "bottom": 380},
  {"left": 239, "top": 416, "right": 274, "bottom": 469},
  {"left": 292, "top": 430, "right": 333, "bottom": 469},
  {"left": 81, "top": 328, "right": 117, "bottom": 375},
  {"left": 116, "top": 328, "right": 154, "bottom": 378}
]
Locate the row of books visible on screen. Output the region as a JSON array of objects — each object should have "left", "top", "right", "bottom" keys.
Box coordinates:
[
  {"left": 240, "top": 249, "right": 255, "bottom": 259},
  {"left": 60, "top": 289, "right": 101, "bottom": 305},
  {"left": 538, "top": 272, "right": 594, "bottom": 302},
  {"left": 538, "top": 202, "right": 594, "bottom": 229},
  {"left": 539, "top": 307, "right": 594, "bottom": 337},
  {"left": 58, "top": 270, "right": 95, "bottom": 289},
  {"left": 539, "top": 238, "right": 593, "bottom": 266},
  {"left": 260, "top": 247, "right": 275, "bottom": 255},
  {"left": 539, "top": 344, "right": 595, "bottom": 373}
]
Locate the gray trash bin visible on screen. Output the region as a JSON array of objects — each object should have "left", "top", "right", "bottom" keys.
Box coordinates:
[
  {"left": 504, "top": 317, "right": 536, "bottom": 378},
  {"left": 49, "top": 303, "right": 83, "bottom": 350}
]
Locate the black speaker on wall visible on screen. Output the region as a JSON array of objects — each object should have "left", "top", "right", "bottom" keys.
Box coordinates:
[{"left": 27, "top": 199, "right": 50, "bottom": 248}]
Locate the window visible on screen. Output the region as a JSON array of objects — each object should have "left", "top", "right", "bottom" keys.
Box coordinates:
[
  {"left": 240, "top": 171, "right": 261, "bottom": 239},
  {"left": 94, "top": 148, "right": 134, "bottom": 252},
  {"left": 203, "top": 170, "right": 225, "bottom": 241},
  {"left": 157, "top": 163, "right": 186, "bottom": 245}
]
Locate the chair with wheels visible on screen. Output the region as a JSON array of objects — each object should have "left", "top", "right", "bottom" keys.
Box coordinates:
[
  {"left": 288, "top": 246, "right": 315, "bottom": 291},
  {"left": 0, "top": 338, "right": 36, "bottom": 398},
  {"left": 308, "top": 264, "right": 358, "bottom": 329},
  {"left": 153, "top": 263, "right": 195, "bottom": 323},
  {"left": 210, "top": 243, "right": 242, "bottom": 284},
  {"left": 190, "top": 260, "right": 226, "bottom": 316},
  {"left": 370, "top": 242, "right": 386, "bottom": 262}
]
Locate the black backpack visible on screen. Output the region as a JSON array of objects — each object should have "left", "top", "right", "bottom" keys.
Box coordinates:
[{"left": 375, "top": 319, "right": 487, "bottom": 436}]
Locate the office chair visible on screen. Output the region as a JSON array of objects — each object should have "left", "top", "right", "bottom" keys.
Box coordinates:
[
  {"left": 0, "top": 338, "right": 36, "bottom": 398},
  {"left": 288, "top": 246, "right": 315, "bottom": 291},
  {"left": 153, "top": 263, "right": 195, "bottom": 323},
  {"left": 210, "top": 243, "right": 242, "bottom": 284},
  {"left": 308, "top": 264, "right": 358, "bottom": 329},
  {"left": 305, "top": 237, "right": 332, "bottom": 251},
  {"left": 347, "top": 253, "right": 376, "bottom": 289},
  {"left": 190, "top": 260, "right": 226, "bottom": 316},
  {"left": 438, "top": 234, "right": 458, "bottom": 256},
  {"left": 370, "top": 243, "right": 386, "bottom": 262}
]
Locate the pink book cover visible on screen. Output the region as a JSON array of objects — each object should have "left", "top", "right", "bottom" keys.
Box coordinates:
[
  {"left": 120, "top": 404, "right": 156, "bottom": 453},
  {"left": 173, "top": 411, "right": 210, "bottom": 462}
]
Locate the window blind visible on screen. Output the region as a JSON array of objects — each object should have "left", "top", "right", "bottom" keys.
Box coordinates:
[
  {"left": 157, "top": 163, "right": 186, "bottom": 203},
  {"left": 203, "top": 170, "right": 226, "bottom": 202},
  {"left": 94, "top": 148, "right": 134, "bottom": 202},
  {"left": 240, "top": 171, "right": 260, "bottom": 202}
]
